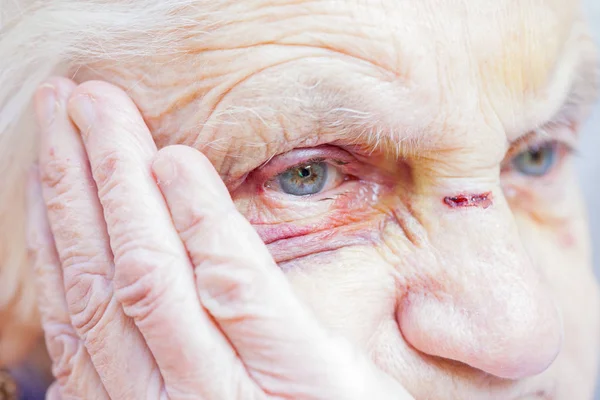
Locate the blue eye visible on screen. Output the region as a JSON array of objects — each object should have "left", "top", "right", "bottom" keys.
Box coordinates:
[
  {"left": 278, "top": 162, "right": 328, "bottom": 196},
  {"left": 511, "top": 142, "right": 558, "bottom": 176}
]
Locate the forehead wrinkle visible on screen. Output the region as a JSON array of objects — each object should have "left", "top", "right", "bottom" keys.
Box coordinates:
[
  {"left": 178, "top": 1, "right": 418, "bottom": 81},
  {"left": 93, "top": 0, "right": 592, "bottom": 171}
]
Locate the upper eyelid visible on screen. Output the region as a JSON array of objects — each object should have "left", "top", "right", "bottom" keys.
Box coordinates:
[
  {"left": 505, "top": 132, "right": 547, "bottom": 160},
  {"left": 251, "top": 146, "right": 356, "bottom": 182},
  {"left": 505, "top": 121, "right": 578, "bottom": 161}
]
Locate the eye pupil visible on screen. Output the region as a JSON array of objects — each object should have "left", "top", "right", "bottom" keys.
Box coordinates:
[
  {"left": 528, "top": 150, "right": 544, "bottom": 164},
  {"left": 298, "top": 167, "right": 311, "bottom": 178}
]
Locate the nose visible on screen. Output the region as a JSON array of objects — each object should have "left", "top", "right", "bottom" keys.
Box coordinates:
[{"left": 396, "top": 193, "right": 563, "bottom": 380}]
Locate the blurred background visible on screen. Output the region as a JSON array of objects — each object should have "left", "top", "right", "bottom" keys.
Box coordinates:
[
  {"left": 581, "top": 0, "right": 600, "bottom": 276},
  {"left": 580, "top": 0, "right": 599, "bottom": 398}
]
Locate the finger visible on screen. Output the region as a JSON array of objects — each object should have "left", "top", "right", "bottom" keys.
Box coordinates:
[
  {"left": 153, "top": 145, "right": 413, "bottom": 399},
  {"left": 46, "top": 382, "right": 61, "bottom": 400},
  {"left": 34, "top": 78, "right": 162, "bottom": 399},
  {"left": 26, "top": 164, "right": 107, "bottom": 400},
  {"left": 67, "top": 81, "right": 256, "bottom": 398}
]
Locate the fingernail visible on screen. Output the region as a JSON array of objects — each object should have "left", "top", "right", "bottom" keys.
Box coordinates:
[
  {"left": 152, "top": 156, "right": 177, "bottom": 186},
  {"left": 69, "top": 94, "right": 96, "bottom": 137},
  {"left": 34, "top": 84, "right": 57, "bottom": 126}
]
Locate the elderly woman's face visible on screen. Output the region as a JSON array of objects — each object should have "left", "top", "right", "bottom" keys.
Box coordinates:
[{"left": 76, "top": 0, "right": 600, "bottom": 398}]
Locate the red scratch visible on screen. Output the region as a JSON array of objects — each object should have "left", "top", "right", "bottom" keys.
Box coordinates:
[{"left": 443, "top": 192, "right": 493, "bottom": 209}]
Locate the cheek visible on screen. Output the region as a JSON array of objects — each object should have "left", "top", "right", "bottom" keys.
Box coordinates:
[
  {"left": 503, "top": 165, "right": 584, "bottom": 250},
  {"left": 282, "top": 247, "right": 398, "bottom": 345},
  {"left": 557, "top": 226, "right": 577, "bottom": 249},
  {"left": 514, "top": 191, "right": 590, "bottom": 259},
  {"left": 518, "top": 212, "right": 600, "bottom": 384},
  {"left": 512, "top": 196, "right": 580, "bottom": 250}
]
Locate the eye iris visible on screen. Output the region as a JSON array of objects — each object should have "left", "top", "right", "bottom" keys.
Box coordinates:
[
  {"left": 513, "top": 143, "right": 557, "bottom": 176},
  {"left": 279, "top": 162, "right": 328, "bottom": 196}
]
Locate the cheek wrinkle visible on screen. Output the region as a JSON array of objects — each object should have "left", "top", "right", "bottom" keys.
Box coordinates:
[{"left": 443, "top": 192, "right": 493, "bottom": 209}]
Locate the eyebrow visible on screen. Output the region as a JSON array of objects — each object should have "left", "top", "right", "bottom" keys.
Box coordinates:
[
  {"left": 163, "top": 30, "right": 600, "bottom": 181},
  {"left": 201, "top": 62, "right": 596, "bottom": 185},
  {"left": 511, "top": 46, "right": 600, "bottom": 148},
  {"left": 205, "top": 81, "right": 433, "bottom": 180},
  {"left": 563, "top": 53, "right": 599, "bottom": 117}
]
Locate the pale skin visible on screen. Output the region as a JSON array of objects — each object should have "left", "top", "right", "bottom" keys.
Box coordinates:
[{"left": 23, "top": 0, "right": 600, "bottom": 399}]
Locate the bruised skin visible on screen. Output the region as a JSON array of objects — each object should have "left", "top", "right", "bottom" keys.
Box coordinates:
[{"left": 63, "top": 0, "right": 600, "bottom": 399}]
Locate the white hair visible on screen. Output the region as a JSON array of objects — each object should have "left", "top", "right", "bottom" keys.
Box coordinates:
[{"left": 0, "top": 0, "right": 228, "bottom": 365}]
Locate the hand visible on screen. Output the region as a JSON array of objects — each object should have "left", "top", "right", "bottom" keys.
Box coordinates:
[{"left": 27, "top": 77, "right": 413, "bottom": 400}]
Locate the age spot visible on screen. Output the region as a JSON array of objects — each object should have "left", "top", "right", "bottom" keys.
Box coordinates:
[{"left": 443, "top": 192, "right": 493, "bottom": 209}]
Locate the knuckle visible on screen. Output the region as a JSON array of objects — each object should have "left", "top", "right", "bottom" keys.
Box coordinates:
[
  {"left": 178, "top": 211, "right": 205, "bottom": 242},
  {"left": 61, "top": 245, "right": 108, "bottom": 273},
  {"left": 113, "top": 247, "right": 176, "bottom": 322},
  {"left": 40, "top": 158, "right": 72, "bottom": 192},
  {"left": 91, "top": 149, "right": 123, "bottom": 191},
  {"left": 196, "top": 260, "right": 263, "bottom": 321},
  {"left": 60, "top": 251, "right": 112, "bottom": 335},
  {"left": 66, "top": 276, "right": 111, "bottom": 336},
  {"left": 111, "top": 225, "right": 156, "bottom": 254},
  {"left": 178, "top": 203, "right": 237, "bottom": 243},
  {"left": 43, "top": 322, "right": 84, "bottom": 386},
  {"left": 39, "top": 159, "right": 93, "bottom": 216}
]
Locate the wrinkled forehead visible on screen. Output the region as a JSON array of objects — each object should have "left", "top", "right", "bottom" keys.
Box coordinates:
[
  {"left": 197, "top": 1, "right": 582, "bottom": 93},
  {"left": 85, "top": 0, "right": 595, "bottom": 147},
  {"left": 193, "top": 0, "right": 583, "bottom": 85}
]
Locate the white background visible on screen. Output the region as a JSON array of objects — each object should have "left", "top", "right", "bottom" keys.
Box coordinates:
[
  {"left": 581, "top": 0, "right": 600, "bottom": 276},
  {"left": 579, "top": 0, "right": 599, "bottom": 397}
]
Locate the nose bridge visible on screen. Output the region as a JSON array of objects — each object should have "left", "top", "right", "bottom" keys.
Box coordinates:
[
  {"left": 397, "top": 190, "right": 563, "bottom": 379},
  {"left": 431, "top": 193, "right": 537, "bottom": 298}
]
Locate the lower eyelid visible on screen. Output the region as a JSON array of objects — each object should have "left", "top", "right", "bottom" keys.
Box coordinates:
[
  {"left": 247, "top": 182, "right": 387, "bottom": 240},
  {"left": 257, "top": 179, "right": 364, "bottom": 213}
]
